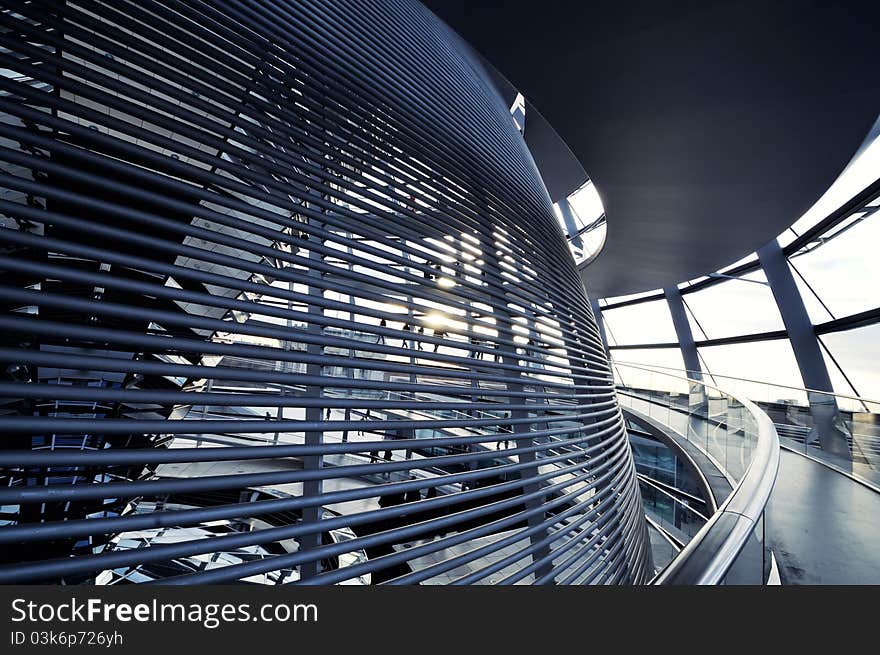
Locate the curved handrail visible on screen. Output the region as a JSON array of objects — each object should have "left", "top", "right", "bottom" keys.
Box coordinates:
[
  {"left": 611, "top": 359, "right": 880, "bottom": 409},
  {"left": 613, "top": 360, "right": 880, "bottom": 492},
  {"left": 612, "top": 362, "right": 780, "bottom": 585}
]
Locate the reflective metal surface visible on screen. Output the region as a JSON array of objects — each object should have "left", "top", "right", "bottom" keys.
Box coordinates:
[{"left": 612, "top": 362, "right": 779, "bottom": 584}]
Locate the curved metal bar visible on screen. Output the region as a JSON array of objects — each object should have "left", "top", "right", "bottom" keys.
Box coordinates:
[
  {"left": 612, "top": 359, "right": 880, "bottom": 408},
  {"left": 612, "top": 362, "right": 779, "bottom": 585}
]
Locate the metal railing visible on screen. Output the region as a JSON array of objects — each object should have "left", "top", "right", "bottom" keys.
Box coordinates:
[
  {"left": 613, "top": 360, "right": 880, "bottom": 489},
  {"left": 612, "top": 362, "right": 780, "bottom": 584}
]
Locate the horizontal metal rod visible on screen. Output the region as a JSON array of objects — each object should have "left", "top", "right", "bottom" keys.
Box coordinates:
[
  {"left": 0, "top": 423, "right": 626, "bottom": 546},
  {"left": 1, "top": 445, "right": 628, "bottom": 583}
]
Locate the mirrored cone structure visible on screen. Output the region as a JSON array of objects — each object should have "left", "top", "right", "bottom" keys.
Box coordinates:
[{"left": 0, "top": 0, "right": 651, "bottom": 584}]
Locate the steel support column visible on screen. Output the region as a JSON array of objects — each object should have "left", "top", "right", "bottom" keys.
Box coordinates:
[
  {"left": 757, "top": 239, "right": 851, "bottom": 459},
  {"left": 663, "top": 286, "right": 702, "bottom": 380},
  {"left": 664, "top": 285, "right": 706, "bottom": 421}
]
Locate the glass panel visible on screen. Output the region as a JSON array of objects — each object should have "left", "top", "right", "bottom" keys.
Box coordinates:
[
  {"left": 696, "top": 340, "right": 806, "bottom": 406},
  {"left": 788, "top": 207, "right": 880, "bottom": 319},
  {"left": 646, "top": 522, "right": 677, "bottom": 575},
  {"left": 568, "top": 180, "right": 604, "bottom": 225},
  {"left": 615, "top": 362, "right": 774, "bottom": 583},
  {"left": 790, "top": 263, "right": 836, "bottom": 324},
  {"left": 554, "top": 180, "right": 607, "bottom": 264},
  {"left": 681, "top": 270, "right": 784, "bottom": 339},
  {"left": 723, "top": 513, "right": 766, "bottom": 585},
  {"left": 819, "top": 325, "right": 880, "bottom": 409},
  {"left": 639, "top": 480, "right": 706, "bottom": 543},
  {"left": 611, "top": 349, "right": 687, "bottom": 394},
  {"left": 602, "top": 299, "right": 676, "bottom": 345}
]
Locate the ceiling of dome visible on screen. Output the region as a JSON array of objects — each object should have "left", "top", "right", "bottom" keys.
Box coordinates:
[{"left": 422, "top": 0, "right": 880, "bottom": 297}]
